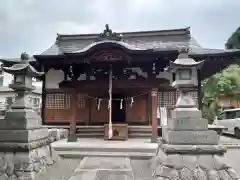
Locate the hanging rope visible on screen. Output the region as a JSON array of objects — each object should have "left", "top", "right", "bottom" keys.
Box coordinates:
[
  {"left": 78, "top": 91, "right": 151, "bottom": 101},
  {"left": 108, "top": 65, "right": 113, "bottom": 139}
]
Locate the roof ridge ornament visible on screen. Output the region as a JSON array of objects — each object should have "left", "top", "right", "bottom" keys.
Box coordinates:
[
  {"left": 96, "top": 24, "right": 122, "bottom": 42},
  {"left": 20, "top": 52, "right": 30, "bottom": 64},
  {"left": 178, "top": 47, "right": 189, "bottom": 59}
]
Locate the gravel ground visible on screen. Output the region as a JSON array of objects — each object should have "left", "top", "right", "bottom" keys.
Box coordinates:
[{"left": 35, "top": 159, "right": 81, "bottom": 180}]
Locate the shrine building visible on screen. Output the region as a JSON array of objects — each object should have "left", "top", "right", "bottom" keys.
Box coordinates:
[{"left": 1, "top": 25, "right": 240, "bottom": 139}]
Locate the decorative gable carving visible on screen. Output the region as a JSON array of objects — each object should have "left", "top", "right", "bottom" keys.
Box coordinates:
[{"left": 95, "top": 24, "right": 122, "bottom": 42}]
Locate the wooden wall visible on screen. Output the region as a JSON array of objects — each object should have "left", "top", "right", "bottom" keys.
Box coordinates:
[
  {"left": 125, "top": 95, "right": 148, "bottom": 124},
  {"left": 44, "top": 90, "right": 149, "bottom": 125},
  {"left": 43, "top": 89, "right": 198, "bottom": 125}
]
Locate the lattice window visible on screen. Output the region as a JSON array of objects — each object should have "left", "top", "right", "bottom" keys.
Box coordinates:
[
  {"left": 163, "top": 91, "right": 176, "bottom": 107},
  {"left": 65, "top": 94, "right": 71, "bottom": 109},
  {"left": 46, "top": 94, "right": 55, "bottom": 109},
  {"left": 157, "top": 91, "right": 163, "bottom": 107},
  {"left": 157, "top": 91, "right": 177, "bottom": 107},
  {"left": 54, "top": 93, "right": 65, "bottom": 109},
  {"left": 45, "top": 93, "right": 71, "bottom": 109},
  {"left": 77, "top": 94, "right": 86, "bottom": 109}
]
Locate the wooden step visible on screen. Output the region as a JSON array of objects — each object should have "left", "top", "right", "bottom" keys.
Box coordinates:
[
  {"left": 77, "top": 128, "right": 104, "bottom": 133},
  {"left": 129, "top": 133, "right": 151, "bottom": 138},
  {"left": 129, "top": 129, "right": 151, "bottom": 133},
  {"left": 76, "top": 133, "right": 104, "bottom": 138}
]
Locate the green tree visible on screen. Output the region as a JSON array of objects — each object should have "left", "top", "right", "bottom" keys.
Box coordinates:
[
  {"left": 202, "top": 25, "right": 240, "bottom": 122},
  {"left": 202, "top": 65, "right": 240, "bottom": 123},
  {"left": 226, "top": 26, "right": 240, "bottom": 49}
]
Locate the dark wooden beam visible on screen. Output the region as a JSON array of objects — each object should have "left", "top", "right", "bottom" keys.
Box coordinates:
[{"left": 59, "top": 78, "right": 170, "bottom": 90}]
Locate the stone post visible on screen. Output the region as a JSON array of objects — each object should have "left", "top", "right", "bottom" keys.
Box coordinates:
[
  {"left": 151, "top": 49, "right": 239, "bottom": 180},
  {"left": 0, "top": 53, "right": 59, "bottom": 180}
]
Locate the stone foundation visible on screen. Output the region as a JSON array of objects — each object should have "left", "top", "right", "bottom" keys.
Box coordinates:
[
  {"left": 0, "top": 128, "right": 68, "bottom": 180},
  {"left": 48, "top": 129, "right": 69, "bottom": 141},
  {"left": 151, "top": 140, "right": 239, "bottom": 180},
  {"left": 0, "top": 144, "right": 60, "bottom": 180}
]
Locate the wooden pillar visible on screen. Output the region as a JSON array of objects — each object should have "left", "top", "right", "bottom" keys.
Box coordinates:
[
  {"left": 68, "top": 90, "right": 78, "bottom": 142},
  {"left": 41, "top": 74, "right": 46, "bottom": 125},
  {"left": 151, "top": 88, "right": 158, "bottom": 143}
]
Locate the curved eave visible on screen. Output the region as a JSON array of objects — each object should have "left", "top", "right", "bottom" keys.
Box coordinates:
[
  {"left": 33, "top": 54, "right": 66, "bottom": 62},
  {"left": 189, "top": 49, "right": 240, "bottom": 59},
  {"left": 2, "top": 65, "right": 44, "bottom": 77},
  {"left": 0, "top": 58, "right": 36, "bottom": 67},
  {"left": 2, "top": 64, "right": 29, "bottom": 73},
  {"left": 64, "top": 41, "right": 154, "bottom": 56}
]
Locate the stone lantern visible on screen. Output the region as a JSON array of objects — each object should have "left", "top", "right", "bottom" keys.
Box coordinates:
[
  {"left": 0, "top": 53, "right": 58, "bottom": 179},
  {"left": 152, "top": 48, "right": 239, "bottom": 180},
  {"left": 2, "top": 52, "right": 44, "bottom": 127},
  {"left": 169, "top": 48, "right": 203, "bottom": 113},
  {"left": 6, "top": 53, "right": 43, "bottom": 107}
]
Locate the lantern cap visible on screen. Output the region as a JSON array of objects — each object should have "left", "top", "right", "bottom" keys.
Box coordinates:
[
  {"left": 1, "top": 52, "right": 44, "bottom": 77},
  {"left": 169, "top": 49, "right": 204, "bottom": 71}
]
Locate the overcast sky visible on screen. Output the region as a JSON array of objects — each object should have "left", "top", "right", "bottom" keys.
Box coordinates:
[{"left": 0, "top": 0, "right": 240, "bottom": 58}]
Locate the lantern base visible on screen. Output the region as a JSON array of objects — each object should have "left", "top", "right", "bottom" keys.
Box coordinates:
[
  {"left": 68, "top": 134, "right": 78, "bottom": 142},
  {"left": 151, "top": 139, "right": 239, "bottom": 180},
  {"left": 151, "top": 135, "right": 158, "bottom": 143},
  {"left": 1, "top": 108, "right": 42, "bottom": 130},
  {"left": 162, "top": 127, "right": 219, "bottom": 145}
]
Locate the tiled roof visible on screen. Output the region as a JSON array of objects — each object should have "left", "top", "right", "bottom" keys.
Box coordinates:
[
  {"left": 42, "top": 27, "right": 192, "bottom": 55},
  {"left": 1, "top": 27, "right": 240, "bottom": 63},
  {"left": 39, "top": 27, "right": 240, "bottom": 57}
]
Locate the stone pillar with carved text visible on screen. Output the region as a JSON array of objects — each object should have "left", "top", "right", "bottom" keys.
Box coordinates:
[
  {"left": 151, "top": 49, "right": 239, "bottom": 180},
  {"left": 151, "top": 88, "right": 158, "bottom": 143}
]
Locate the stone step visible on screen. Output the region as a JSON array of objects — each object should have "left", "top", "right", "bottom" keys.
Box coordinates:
[
  {"left": 56, "top": 151, "right": 155, "bottom": 158},
  {"left": 53, "top": 146, "right": 156, "bottom": 154}
]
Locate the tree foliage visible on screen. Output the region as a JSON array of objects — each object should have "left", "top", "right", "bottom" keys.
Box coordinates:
[
  {"left": 226, "top": 26, "right": 240, "bottom": 49},
  {"left": 202, "top": 65, "right": 240, "bottom": 122},
  {"left": 202, "top": 26, "right": 240, "bottom": 123}
]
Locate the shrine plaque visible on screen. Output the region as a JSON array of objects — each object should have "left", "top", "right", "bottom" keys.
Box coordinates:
[{"left": 104, "top": 124, "right": 128, "bottom": 141}]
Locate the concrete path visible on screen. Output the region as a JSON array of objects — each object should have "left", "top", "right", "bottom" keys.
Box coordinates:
[
  {"left": 69, "top": 157, "right": 152, "bottom": 180},
  {"left": 35, "top": 157, "right": 152, "bottom": 180},
  {"left": 35, "top": 135, "right": 240, "bottom": 180}
]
